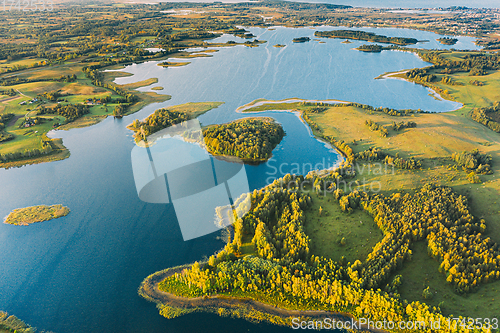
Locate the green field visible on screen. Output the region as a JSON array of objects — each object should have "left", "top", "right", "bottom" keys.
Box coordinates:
[
  {"left": 396, "top": 241, "right": 500, "bottom": 319},
  {"left": 0, "top": 57, "right": 47, "bottom": 71},
  {"left": 304, "top": 189, "right": 383, "bottom": 264}
]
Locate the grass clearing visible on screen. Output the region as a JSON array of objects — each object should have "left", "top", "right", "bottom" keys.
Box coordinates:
[
  {"left": 396, "top": 241, "right": 500, "bottom": 319},
  {"left": 304, "top": 190, "right": 383, "bottom": 264}
]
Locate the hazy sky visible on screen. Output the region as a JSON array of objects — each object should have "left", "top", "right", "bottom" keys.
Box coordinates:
[{"left": 148, "top": 0, "right": 499, "bottom": 8}]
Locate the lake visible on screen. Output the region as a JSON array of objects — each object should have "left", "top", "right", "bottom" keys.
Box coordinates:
[{"left": 0, "top": 26, "right": 478, "bottom": 333}]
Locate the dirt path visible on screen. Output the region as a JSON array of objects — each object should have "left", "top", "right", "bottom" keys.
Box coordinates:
[
  {"left": 15, "top": 89, "right": 28, "bottom": 98},
  {"left": 6, "top": 115, "right": 22, "bottom": 127},
  {"left": 0, "top": 95, "right": 21, "bottom": 104}
]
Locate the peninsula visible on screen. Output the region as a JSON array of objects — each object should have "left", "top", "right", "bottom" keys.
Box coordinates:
[{"left": 127, "top": 102, "right": 224, "bottom": 142}]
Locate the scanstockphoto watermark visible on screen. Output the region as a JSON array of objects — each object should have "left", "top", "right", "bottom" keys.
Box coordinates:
[
  {"left": 265, "top": 158, "right": 395, "bottom": 194},
  {"left": 2, "top": 0, "right": 53, "bottom": 11},
  {"left": 291, "top": 317, "right": 443, "bottom": 331}
]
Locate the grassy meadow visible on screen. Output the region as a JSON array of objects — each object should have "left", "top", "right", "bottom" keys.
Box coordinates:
[
  {"left": 243, "top": 95, "right": 500, "bottom": 321},
  {"left": 395, "top": 241, "right": 500, "bottom": 320},
  {"left": 304, "top": 189, "right": 383, "bottom": 264}
]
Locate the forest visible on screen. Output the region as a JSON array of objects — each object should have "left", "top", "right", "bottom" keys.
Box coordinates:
[
  {"left": 356, "top": 44, "right": 383, "bottom": 52},
  {"left": 415, "top": 51, "right": 500, "bottom": 75},
  {"left": 471, "top": 102, "right": 500, "bottom": 133},
  {"left": 158, "top": 172, "right": 499, "bottom": 332},
  {"left": 0, "top": 311, "right": 36, "bottom": 333},
  {"left": 203, "top": 118, "right": 285, "bottom": 161},
  {"left": 314, "top": 30, "right": 419, "bottom": 45}
]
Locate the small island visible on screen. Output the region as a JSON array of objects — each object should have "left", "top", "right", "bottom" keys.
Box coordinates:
[
  {"left": 158, "top": 61, "right": 190, "bottom": 67},
  {"left": 151, "top": 86, "right": 164, "bottom": 91},
  {"left": 4, "top": 204, "right": 70, "bottom": 226},
  {"left": 203, "top": 118, "right": 285, "bottom": 162},
  {"left": 437, "top": 37, "right": 458, "bottom": 45},
  {"left": 315, "top": 29, "right": 418, "bottom": 45},
  {"left": 340, "top": 39, "right": 352, "bottom": 44},
  {"left": 273, "top": 44, "right": 286, "bottom": 48},
  {"left": 292, "top": 37, "right": 310, "bottom": 43},
  {"left": 356, "top": 44, "right": 383, "bottom": 52}
]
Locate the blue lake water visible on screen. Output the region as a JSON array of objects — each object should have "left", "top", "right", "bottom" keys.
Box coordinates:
[{"left": 0, "top": 26, "right": 478, "bottom": 332}]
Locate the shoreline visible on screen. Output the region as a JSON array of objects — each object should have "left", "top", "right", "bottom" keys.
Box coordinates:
[
  {"left": 0, "top": 137, "right": 70, "bottom": 169},
  {"left": 235, "top": 101, "right": 350, "bottom": 162},
  {"left": 373, "top": 50, "right": 465, "bottom": 112},
  {"left": 139, "top": 263, "right": 385, "bottom": 333},
  {"left": 0, "top": 73, "right": 170, "bottom": 170},
  {"left": 202, "top": 116, "right": 283, "bottom": 164}
]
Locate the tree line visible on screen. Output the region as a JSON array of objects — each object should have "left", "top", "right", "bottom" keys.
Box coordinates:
[
  {"left": 392, "top": 120, "right": 417, "bottom": 131},
  {"left": 0, "top": 113, "right": 15, "bottom": 143},
  {"left": 0, "top": 143, "right": 54, "bottom": 163},
  {"left": 0, "top": 89, "right": 16, "bottom": 96},
  {"left": 470, "top": 102, "right": 500, "bottom": 133}
]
